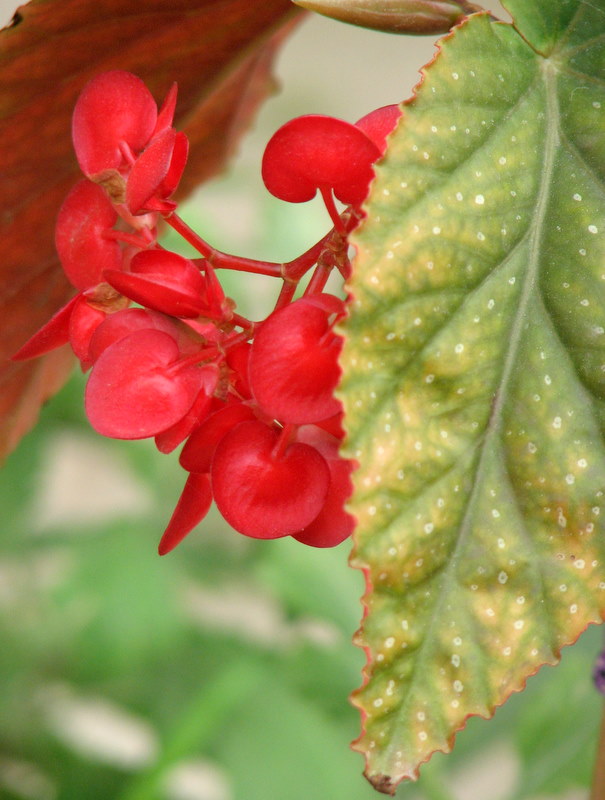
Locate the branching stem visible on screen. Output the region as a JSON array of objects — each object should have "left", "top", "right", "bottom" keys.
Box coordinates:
[
  {"left": 168, "top": 211, "right": 330, "bottom": 280},
  {"left": 304, "top": 261, "right": 333, "bottom": 296},
  {"left": 163, "top": 211, "right": 215, "bottom": 257}
]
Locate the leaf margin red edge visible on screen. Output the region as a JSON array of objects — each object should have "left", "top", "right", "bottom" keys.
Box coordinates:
[{"left": 341, "top": 5, "right": 605, "bottom": 792}]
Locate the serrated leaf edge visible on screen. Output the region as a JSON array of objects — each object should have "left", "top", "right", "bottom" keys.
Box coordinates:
[{"left": 341, "top": 8, "right": 605, "bottom": 793}]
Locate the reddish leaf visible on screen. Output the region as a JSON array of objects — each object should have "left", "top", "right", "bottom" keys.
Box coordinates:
[{"left": 0, "top": 0, "right": 303, "bottom": 459}]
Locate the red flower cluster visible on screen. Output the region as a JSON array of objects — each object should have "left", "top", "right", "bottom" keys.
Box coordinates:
[{"left": 15, "top": 71, "right": 400, "bottom": 554}]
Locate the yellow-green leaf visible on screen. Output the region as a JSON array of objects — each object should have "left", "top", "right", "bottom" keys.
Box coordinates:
[{"left": 341, "top": 2, "right": 605, "bottom": 792}]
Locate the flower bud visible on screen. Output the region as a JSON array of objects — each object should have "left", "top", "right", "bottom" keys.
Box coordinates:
[{"left": 290, "top": 0, "right": 482, "bottom": 35}]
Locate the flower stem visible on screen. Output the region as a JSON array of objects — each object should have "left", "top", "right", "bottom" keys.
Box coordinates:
[
  {"left": 320, "top": 186, "right": 347, "bottom": 235},
  {"left": 304, "top": 262, "right": 333, "bottom": 296},
  {"left": 164, "top": 212, "right": 215, "bottom": 258},
  {"left": 180, "top": 220, "right": 330, "bottom": 281},
  {"left": 213, "top": 232, "right": 330, "bottom": 281},
  {"left": 272, "top": 423, "right": 297, "bottom": 460},
  {"left": 103, "top": 229, "right": 151, "bottom": 249},
  {"left": 170, "top": 348, "right": 219, "bottom": 373},
  {"left": 273, "top": 280, "right": 298, "bottom": 311},
  {"left": 212, "top": 253, "right": 283, "bottom": 277},
  {"left": 230, "top": 312, "right": 255, "bottom": 331}
]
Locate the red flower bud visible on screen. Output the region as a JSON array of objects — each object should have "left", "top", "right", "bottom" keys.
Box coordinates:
[
  {"left": 262, "top": 115, "right": 380, "bottom": 206},
  {"left": 85, "top": 329, "right": 204, "bottom": 439},
  {"left": 72, "top": 70, "right": 158, "bottom": 179},
  {"left": 211, "top": 420, "right": 330, "bottom": 539}
]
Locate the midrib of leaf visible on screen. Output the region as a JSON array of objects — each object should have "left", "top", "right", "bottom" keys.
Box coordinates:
[
  {"left": 486, "top": 60, "right": 560, "bottom": 436},
  {"left": 344, "top": 71, "right": 545, "bottom": 429},
  {"left": 382, "top": 56, "right": 563, "bottom": 752}
]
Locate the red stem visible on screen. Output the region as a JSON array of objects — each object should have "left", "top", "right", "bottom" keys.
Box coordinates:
[
  {"left": 187, "top": 229, "right": 332, "bottom": 282},
  {"left": 272, "top": 423, "right": 297, "bottom": 460},
  {"left": 171, "top": 346, "right": 219, "bottom": 371},
  {"left": 222, "top": 329, "right": 254, "bottom": 350},
  {"left": 103, "top": 230, "right": 151, "bottom": 249},
  {"left": 230, "top": 312, "right": 255, "bottom": 331},
  {"left": 165, "top": 211, "right": 317, "bottom": 280},
  {"left": 114, "top": 204, "right": 159, "bottom": 241},
  {"left": 119, "top": 140, "right": 136, "bottom": 166},
  {"left": 211, "top": 253, "right": 283, "bottom": 277},
  {"left": 283, "top": 234, "right": 331, "bottom": 281},
  {"left": 273, "top": 281, "right": 297, "bottom": 312},
  {"left": 164, "top": 212, "right": 215, "bottom": 258},
  {"left": 304, "top": 262, "right": 333, "bottom": 296},
  {"left": 320, "top": 187, "right": 347, "bottom": 235}
]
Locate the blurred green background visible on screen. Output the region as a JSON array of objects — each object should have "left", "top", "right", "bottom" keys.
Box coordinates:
[
  {"left": 2, "top": 359, "right": 603, "bottom": 800},
  {"left": 2, "top": 2, "right": 603, "bottom": 798}
]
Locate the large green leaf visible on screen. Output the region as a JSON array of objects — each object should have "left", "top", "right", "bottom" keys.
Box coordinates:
[{"left": 341, "top": 2, "right": 605, "bottom": 792}]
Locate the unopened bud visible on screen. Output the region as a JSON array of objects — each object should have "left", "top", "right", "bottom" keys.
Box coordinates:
[{"left": 291, "top": 0, "right": 483, "bottom": 35}]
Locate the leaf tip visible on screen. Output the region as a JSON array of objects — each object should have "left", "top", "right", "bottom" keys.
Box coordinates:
[{"left": 366, "top": 772, "right": 399, "bottom": 795}]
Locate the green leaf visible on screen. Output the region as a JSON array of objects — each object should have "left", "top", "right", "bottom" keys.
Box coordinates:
[
  {"left": 341, "top": 3, "right": 605, "bottom": 792},
  {"left": 502, "top": 0, "right": 585, "bottom": 55}
]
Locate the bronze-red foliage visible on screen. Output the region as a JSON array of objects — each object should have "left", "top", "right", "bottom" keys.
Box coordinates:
[{"left": 0, "top": 0, "right": 302, "bottom": 459}]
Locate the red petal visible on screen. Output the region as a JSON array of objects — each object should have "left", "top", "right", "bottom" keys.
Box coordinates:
[
  {"left": 261, "top": 115, "right": 380, "bottom": 206},
  {"left": 293, "top": 456, "right": 355, "bottom": 548},
  {"left": 88, "top": 308, "right": 179, "bottom": 363},
  {"left": 68, "top": 296, "right": 107, "bottom": 367},
  {"left": 12, "top": 294, "right": 79, "bottom": 361},
  {"left": 104, "top": 269, "right": 204, "bottom": 318},
  {"left": 211, "top": 420, "right": 330, "bottom": 539},
  {"left": 179, "top": 401, "right": 256, "bottom": 473},
  {"left": 157, "top": 131, "right": 189, "bottom": 199},
  {"left": 249, "top": 296, "right": 342, "bottom": 423},
  {"left": 55, "top": 180, "right": 122, "bottom": 290},
  {"left": 315, "top": 411, "right": 346, "bottom": 440},
  {"left": 126, "top": 127, "right": 177, "bottom": 214},
  {"left": 158, "top": 472, "right": 213, "bottom": 555},
  {"left": 225, "top": 341, "right": 252, "bottom": 398},
  {"left": 155, "top": 366, "right": 218, "bottom": 454},
  {"left": 154, "top": 82, "right": 178, "bottom": 137},
  {"left": 85, "top": 329, "right": 203, "bottom": 439},
  {"left": 355, "top": 104, "right": 402, "bottom": 154},
  {"left": 104, "top": 249, "right": 208, "bottom": 318},
  {"left": 72, "top": 70, "right": 158, "bottom": 178}
]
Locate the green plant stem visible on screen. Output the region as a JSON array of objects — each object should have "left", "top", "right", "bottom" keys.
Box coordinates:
[{"left": 590, "top": 701, "right": 605, "bottom": 800}]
